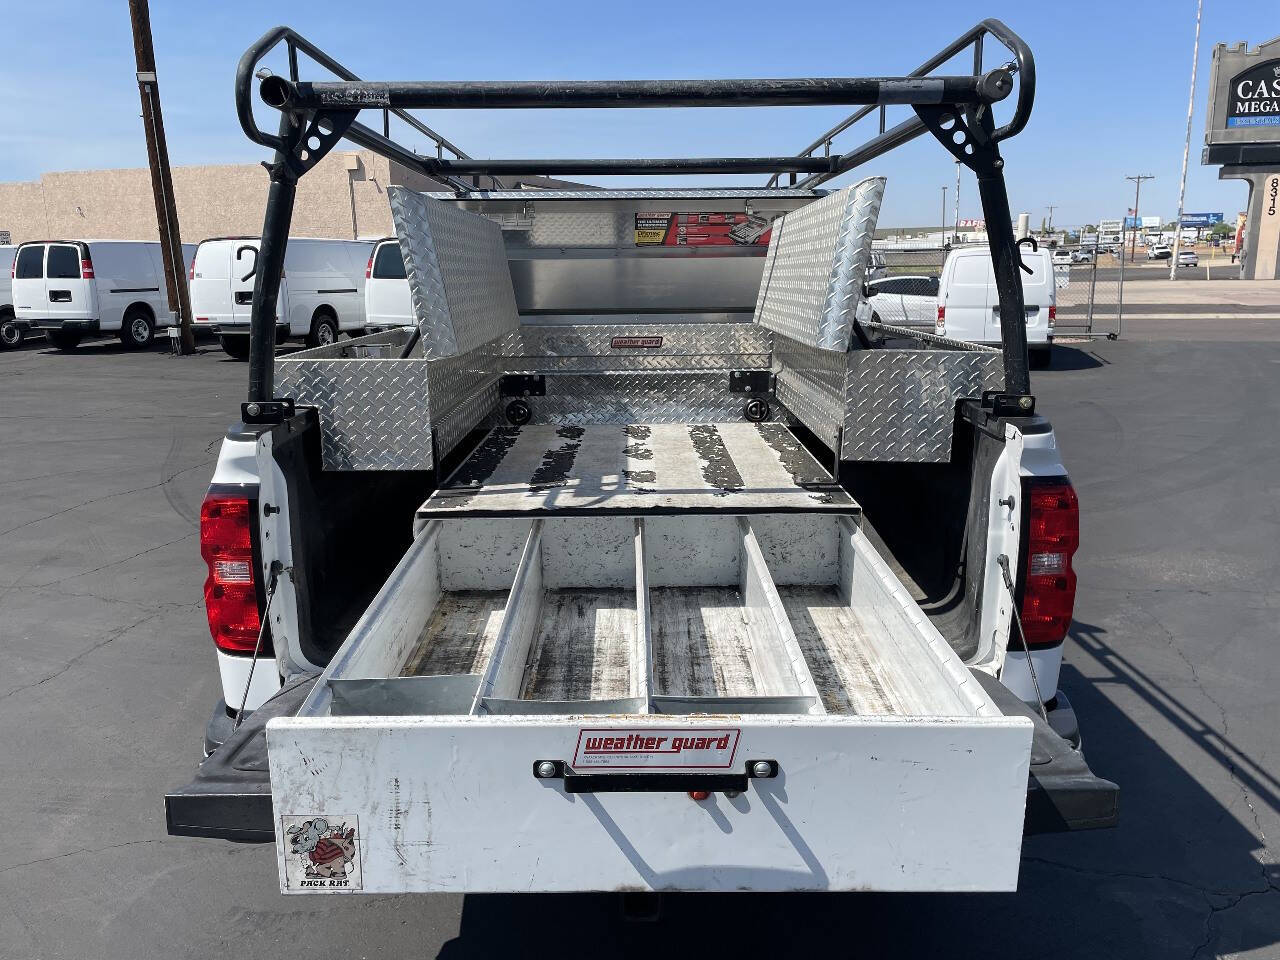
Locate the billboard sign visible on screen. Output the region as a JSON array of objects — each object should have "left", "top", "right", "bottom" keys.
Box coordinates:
[
  {"left": 1180, "top": 212, "right": 1224, "bottom": 227},
  {"left": 1098, "top": 218, "right": 1123, "bottom": 232},
  {"left": 1227, "top": 59, "right": 1280, "bottom": 127},
  {"left": 1142, "top": 215, "right": 1163, "bottom": 228}
]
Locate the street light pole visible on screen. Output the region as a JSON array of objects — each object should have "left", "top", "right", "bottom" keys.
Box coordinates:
[
  {"left": 1046, "top": 204, "right": 1057, "bottom": 235},
  {"left": 128, "top": 0, "right": 194, "bottom": 354},
  {"left": 954, "top": 161, "right": 961, "bottom": 243},
  {"left": 1170, "top": 0, "right": 1203, "bottom": 280},
  {"left": 1126, "top": 174, "right": 1154, "bottom": 263},
  {"left": 941, "top": 185, "right": 947, "bottom": 247}
]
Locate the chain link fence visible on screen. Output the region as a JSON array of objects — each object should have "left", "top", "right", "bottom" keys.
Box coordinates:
[{"left": 863, "top": 245, "right": 1123, "bottom": 341}]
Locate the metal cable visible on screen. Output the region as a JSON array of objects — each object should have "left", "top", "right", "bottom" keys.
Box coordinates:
[
  {"left": 232, "top": 562, "right": 284, "bottom": 731},
  {"left": 997, "top": 554, "right": 1049, "bottom": 723}
]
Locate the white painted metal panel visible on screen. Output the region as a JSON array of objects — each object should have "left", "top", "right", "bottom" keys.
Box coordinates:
[{"left": 268, "top": 713, "right": 1032, "bottom": 893}]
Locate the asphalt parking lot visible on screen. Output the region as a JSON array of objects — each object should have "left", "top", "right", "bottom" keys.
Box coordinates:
[{"left": 1, "top": 327, "right": 1277, "bottom": 959}]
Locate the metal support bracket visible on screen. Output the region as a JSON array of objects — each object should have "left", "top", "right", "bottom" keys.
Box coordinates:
[
  {"left": 241, "top": 398, "right": 296, "bottom": 424},
  {"left": 914, "top": 96, "right": 1032, "bottom": 396},
  {"left": 500, "top": 374, "right": 547, "bottom": 397},
  {"left": 728, "top": 370, "right": 773, "bottom": 394},
  {"left": 981, "top": 390, "right": 1035, "bottom": 418}
]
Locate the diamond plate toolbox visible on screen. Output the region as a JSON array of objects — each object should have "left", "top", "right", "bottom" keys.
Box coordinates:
[
  {"left": 275, "top": 359, "right": 434, "bottom": 471},
  {"left": 388, "top": 186, "right": 520, "bottom": 359},
  {"left": 752, "top": 177, "right": 885, "bottom": 353},
  {"left": 840, "top": 351, "right": 1004, "bottom": 462}
]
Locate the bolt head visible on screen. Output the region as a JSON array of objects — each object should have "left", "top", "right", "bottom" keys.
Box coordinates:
[
  {"left": 245, "top": 402, "right": 261, "bottom": 418},
  {"left": 1018, "top": 396, "right": 1033, "bottom": 410},
  {"left": 536, "top": 761, "right": 557, "bottom": 779},
  {"left": 751, "top": 761, "right": 774, "bottom": 779}
]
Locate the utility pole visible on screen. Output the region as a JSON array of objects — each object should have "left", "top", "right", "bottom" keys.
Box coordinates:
[
  {"left": 129, "top": 0, "right": 194, "bottom": 354},
  {"left": 1126, "top": 175, "right": 1154, "bottom": 263},
  {"left": 941, "top": 185, "right": 948, "bottom": 248},
  {"left": 1170, "top": 0, "right": 1203, "bottom": 280},
  {"left": 1046, "top": 204, "right": 1057, "bottom": 235},
  {"left": 954, "top": 161, "right": 961, "bottom": 243}
]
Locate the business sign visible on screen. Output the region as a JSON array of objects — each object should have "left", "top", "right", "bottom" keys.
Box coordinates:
[
  {"left": 957, "top": 218, "right": 985, "bottom": 228},
  {"left": 1124, "top": 216, "right": 1141, "bottom": 229},
  {"left": 1098, "top": 218, "right": 1123, "bottom": 232},
  {"left": 1180, "top": 212, "right": 1224, "bottom": 227},
  {"left": 0, "top": 231, "right": 10, "bottom": 245},
  {"left": 1227, "top": 59, "right": 1280, "bottom": 127},
  {"left": 1142, "top": 215, "right": 1163, "bottom": 228}
]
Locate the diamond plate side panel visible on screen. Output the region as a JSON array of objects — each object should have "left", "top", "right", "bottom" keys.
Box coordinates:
[
  {"left": 276, "top": 360, "right": 433, "bottom": 471},
  {"left": 770, "top": 333, "right": 845, "bottom": 450},
  {"left": 840, "top": 352, "right": 1004, "bottom": 463},
  {"left": 521, "top": 373, "right": 777, "bottom": 425},
  {"left": 388, "top": 186, "right": 519, "bottom": 359},
  {"left": 433, "top": 379, "right": 501, "bottom": 463},
  {"left": 753, "top": 178, "right": 885, "bottom": 352}
]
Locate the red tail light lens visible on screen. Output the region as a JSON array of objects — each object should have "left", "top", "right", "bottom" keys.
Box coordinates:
[
  {"left": 200, "top": 494, "right": 270, "bottom": 654},
  {"left": 80, "top": 251, "right": 94, "bottom": 280},
  {"left": 1018, "top": 479, "right": 1079, "bottom": 647},
  {"left": 366, "top": 253, "right": 374, "bottom": 279},
  {"left": 189, "top": 255, "right": 197, "bottom": 280},
  {"left": 935, "top": 304, "right": 945, "bottom": 333}
]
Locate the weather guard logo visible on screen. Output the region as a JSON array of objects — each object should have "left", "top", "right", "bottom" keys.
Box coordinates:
[{"left": 572, "top": 727, "right": 740, "bottom": 769}]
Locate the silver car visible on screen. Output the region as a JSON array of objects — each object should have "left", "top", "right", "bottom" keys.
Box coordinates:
[{"left": 1177, "top": 249, "right": 1199, "bottom": 267}]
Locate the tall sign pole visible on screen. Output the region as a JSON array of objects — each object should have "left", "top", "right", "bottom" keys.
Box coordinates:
[
  {"left": 128, "top": 0, "right": 194, "bottom": 355},
  {"left": 1170, "top": 0, "right": 1203, "bottom": 280},
  {"left": 1126, "top": 175, "right": 1154, "bottom": 263}
]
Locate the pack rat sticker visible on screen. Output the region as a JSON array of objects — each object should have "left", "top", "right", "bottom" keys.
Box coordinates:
[{"left": 280, "top": 815, "right": 362, "bottom": 890}]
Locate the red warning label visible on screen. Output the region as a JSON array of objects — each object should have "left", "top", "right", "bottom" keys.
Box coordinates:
[
  {"left": 573, "top": 728, "right": 741, "bottom": 769},
  {"left": 634, "top": 212, "right": 776, "bottom": 246}
]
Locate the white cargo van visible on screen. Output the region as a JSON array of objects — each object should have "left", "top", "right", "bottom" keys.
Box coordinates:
[
  {"left": 935, "top": 245, "right": 1055, "bottom": 367},
  {"left": 190, "top": 237, "right": 372, "bottom": 359},
  {"left": 364, "top": 238, "right": 413, "bottom": 331},
  {"left": 11, "top": 240, "right": 195, "bottom": 350},
  {"left": 1, "top": 245, "right": 24, "bottom": 349}
]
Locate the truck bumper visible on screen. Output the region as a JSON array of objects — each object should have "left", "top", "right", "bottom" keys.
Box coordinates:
[{"left": 208, "top": 322, "right": 289, "bottom": 339}]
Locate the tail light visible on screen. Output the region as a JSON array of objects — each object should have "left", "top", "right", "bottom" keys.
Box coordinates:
[
  {"left": 936, "top": 304, "right": 945, "bottom": 334},
  {"left": 80, "top": 248, "right": 94, "bottom": 280},
  {"left": 200, "top": 494, "right": 271, "bottom": 655},
  {"left": 1047, "top": 305, "right": 1056, "bottom": 329},
  {"left": 189, "top": 256, "right": 197, "bottom": 280},
  {"left": 366, "top": 252, "right": 375, "bottom": 279},
  {"left": 1016, "top": 479, "right": 1079, "bottom": 648}
]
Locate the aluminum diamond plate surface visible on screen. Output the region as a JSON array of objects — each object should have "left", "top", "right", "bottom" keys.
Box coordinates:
[
  {"left": 494, "top": 323, "right": 771, "bottom": 372},
  {"left": 388, "top": 186, "right": 520, "bottom": 359},
  {"left": 516, "top": 373, "right": 780, "bottom": 426},
  {"left": 276, "top": 360, "right": 433, "bottom": 471},
  {"left": 771, "top": 333, "right": 845, "bottom": 450},
  {"left": 753, "top": 178, "right": 885, "bottom": 353},
  {"left": 841, "top": 351, "right": 1004, "bottom": 463}
]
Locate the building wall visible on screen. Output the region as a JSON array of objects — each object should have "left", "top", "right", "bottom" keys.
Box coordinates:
[{"left": 0, "top": 150, "right": 440, "bottom": 246}]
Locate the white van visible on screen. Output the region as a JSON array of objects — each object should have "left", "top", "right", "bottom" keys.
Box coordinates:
[
  {"left": 11, "top": 240, "right": 195, "bottom": 351},
  {"left": 190, "top": 237, "right": 372, "bottom": 359},
  {"left": 935, "top": 245, "right": 1055, "bottom": 368},
  {"left": 1, "top": 245, "right": 24, "bottom": 349},
  {"left": 365, "top": 238, "right": 414, "bottom": 331}
]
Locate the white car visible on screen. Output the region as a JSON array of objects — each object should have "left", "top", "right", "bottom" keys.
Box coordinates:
[
  {"left": 1147, "top": 245, "right": 1172, "bottom": 261},
  {"left": 12, "top": 240, "right": 195, "bottom": 351},
  {"left": 191, "top": 237, "right": 373, "bottom": 359},
  {"left": 936, "top": 245, "right": 1056, "bottom": 368},
  {"left": 863, "top": 275, "right": 939, "bottom": 330},
  {"left": 1070, "top": 249, "right": 1093, "bottom": 264},
  {"left": 1050, "top": 250, "right": 1072, "bottom": 266}
]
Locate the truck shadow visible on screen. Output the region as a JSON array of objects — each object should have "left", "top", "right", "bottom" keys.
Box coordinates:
[
  {"left": 434, "top": 616, "right": 1277, "bottom": 959},
  {"left": 1043, "top": 344, "right": 1106, "bottom": 371}
]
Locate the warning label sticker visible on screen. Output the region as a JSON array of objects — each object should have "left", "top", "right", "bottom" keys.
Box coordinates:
[
  {"left": 634, "top": 212, "right": 777, "bottom": 246},
  {"left": 573, "top": 728, "right": 741, "bottom": 769}
]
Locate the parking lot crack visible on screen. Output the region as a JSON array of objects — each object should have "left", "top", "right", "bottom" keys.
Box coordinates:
[
  {"left": 0, "top": 839, "right": 160, "bottom": 875},
  {"left": 0, "top": 611, "right": 164, "bottom": 703}
]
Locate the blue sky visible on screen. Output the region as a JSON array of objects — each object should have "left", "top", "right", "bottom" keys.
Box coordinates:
[{"left": 0, "top": 1, "right": 1273, "bottom": 228}]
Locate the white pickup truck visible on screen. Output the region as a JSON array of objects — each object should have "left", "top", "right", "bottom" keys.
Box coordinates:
[{"left": 166, "top": 20, "right": 1116, "bottom": 897}]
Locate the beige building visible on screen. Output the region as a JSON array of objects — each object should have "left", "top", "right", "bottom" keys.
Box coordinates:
[{"left": 0, "top": 150, "right": 444, "bottom": 246}]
